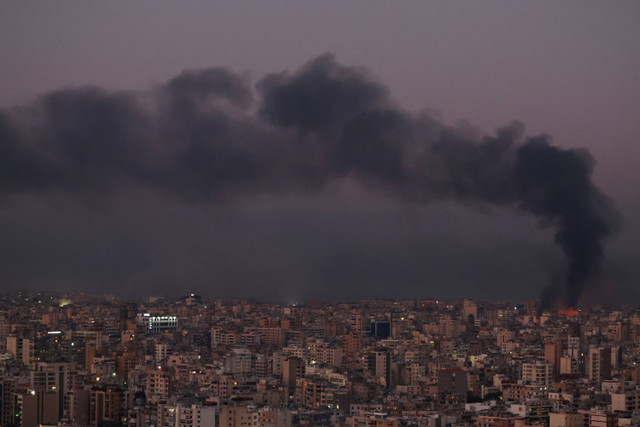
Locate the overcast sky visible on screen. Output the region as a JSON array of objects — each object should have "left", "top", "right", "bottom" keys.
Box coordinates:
[{"left": 0, "top": 1, "right": 638, "bottom": 304}]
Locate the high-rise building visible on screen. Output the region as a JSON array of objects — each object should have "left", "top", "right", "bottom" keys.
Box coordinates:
[
  {"left": 90, "top": 386, "right": 122, "bottom": 427},
  {"left": 522, "top": 360, "right": 553, "bottom": 389},
  {"left": 31, "top": 362, "right": 70, "bottom": 419},
  {"left": 145, "top": 367, "right": 171, "bottom": 402},
  {"left": 283, "top": 357, "right": 304, "bottom": 391},
  {"left": 19, "top": 390, "right": 59, "bottom": 427},
  {"left": 545, "top": 340, "right": 563, "bottom": 380},
  {"left": 6, "top": 336, "right": 34, "bottom": 365},
  {"left": 587, "top": 346, "right": 612, "bottom": 382},
  {"left": 0, "top": 378, "right": 17, "bottom": 426},
  {"left": 567, "top": 336, "right": 581, "bottom": 360},
  {"left": 368, "top": 350, "right": 392, "bottom": 389},
  {"left": 350, "top": 314, "right": 368, "bottom": 335}
]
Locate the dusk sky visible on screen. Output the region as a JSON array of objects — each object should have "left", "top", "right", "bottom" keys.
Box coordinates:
[{"left": 0, "top": 1, "right": 639, "bottom": 305}]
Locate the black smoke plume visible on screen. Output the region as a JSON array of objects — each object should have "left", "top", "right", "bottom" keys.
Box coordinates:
[{"left": 0, "top": 54, "right": 620, "bottom": 305}]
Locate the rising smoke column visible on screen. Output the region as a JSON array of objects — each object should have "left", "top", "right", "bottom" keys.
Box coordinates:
[
  {"left": 0, "top": 54, "right": 621, "bottom": 305},
  {"left": 513, "top": 140, "right": 618, "bottom": 306},
  {"left": 257, "top": 55, "right": 621, "bottom": 306}
]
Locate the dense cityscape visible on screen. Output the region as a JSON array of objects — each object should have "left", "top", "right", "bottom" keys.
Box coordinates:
[
  {"left": 2, "top": 1, "right": 639, "bottom": 427},
  {"left": 0, "top": 291, "right": 638, "bottom": 426}
]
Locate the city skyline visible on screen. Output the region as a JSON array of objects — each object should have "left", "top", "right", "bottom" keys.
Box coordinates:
[{"left": 0, "top": 290, "right": 638, "bottom": 425}]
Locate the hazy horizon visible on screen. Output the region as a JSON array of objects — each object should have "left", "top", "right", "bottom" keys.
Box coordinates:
[{"left": 0, "top": 2, "right": 638, "bottom": 305}]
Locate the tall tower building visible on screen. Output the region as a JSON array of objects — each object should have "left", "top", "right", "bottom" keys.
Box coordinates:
[
  {"left": 368, "top": 350, "right": 392, "bottom": 389},
  {"left": 283, "top": 357, "right": 304, "bottom": 391},
  {"left": 544, "top": 340, "right": 563, "bottom": 380},
  {"left": 31, "top": 362, "right": 70, "bottom": 419},
  {"left": 587, "top": 346, "right": 612, "bottom": 382}
]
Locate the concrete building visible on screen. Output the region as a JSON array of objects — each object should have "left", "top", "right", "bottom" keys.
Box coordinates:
[
  {"left": 283, "top": 357, "right": 304, "bottom": 391},
  {"left": 368, "top": 350, "right": 392, "bottom": 389},
  {"left": 578, "top": 409, "right": 617, "bottom": 427},
  {"left": 90, "top": 386, "right": 122, "bottom": 427},
  {"left": 522, "top": 360, "right": 553, "bottom": 388},
  {"left": 587, "top": 346, "right": 612, "bottom": 382},
  {"left": 549, "top": 411, "right": 583, "bottom": 427},
  {"left": 225, "top": 347, "right": 252, "bottom": 375},
  {"left": 219, "top": 405, "right": 258, "bottom": 427},
  {"left": 545, "top": 340, "right": 563, "bottom": 380},
  {"left": 0, "top": 377, "right": 17, "bottom": 426},
  {"left": 155, "top": 343, "right": 172, "bottom": 362},
  {"left": 611, "top": 389, "right": 640, "bottom": 412},
  {"left": 31, "top": 362, "right": 71, "bottom": 419},
  {"left": 146, "top": 367, "right": 171, "bottom": 402},
  {"left": 19, "top": 390, "right": 59, "bottom": 427},
  {"left": 7, "top": 336, "right": 34, "bottom": 365},
  {"left": 437, "top": 368, "right": 468, "bottom": 395}
]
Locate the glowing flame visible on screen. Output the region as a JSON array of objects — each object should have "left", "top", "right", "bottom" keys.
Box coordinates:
[{"left": 558, "top": 308, "right": 579, "bottom": 318}]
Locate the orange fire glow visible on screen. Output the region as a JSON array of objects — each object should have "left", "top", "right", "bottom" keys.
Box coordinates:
[{"left": 558, "top": 308, "right": 579, "bottom": 318}]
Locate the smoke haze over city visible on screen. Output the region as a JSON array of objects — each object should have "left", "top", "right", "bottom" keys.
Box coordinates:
[{"left": 0, "top": 2, "right": 638, "bottom": 305}]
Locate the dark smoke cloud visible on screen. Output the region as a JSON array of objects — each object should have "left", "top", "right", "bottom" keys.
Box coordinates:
[{"left": 0, "top": 54, "right": 620, "bottom": 305}]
